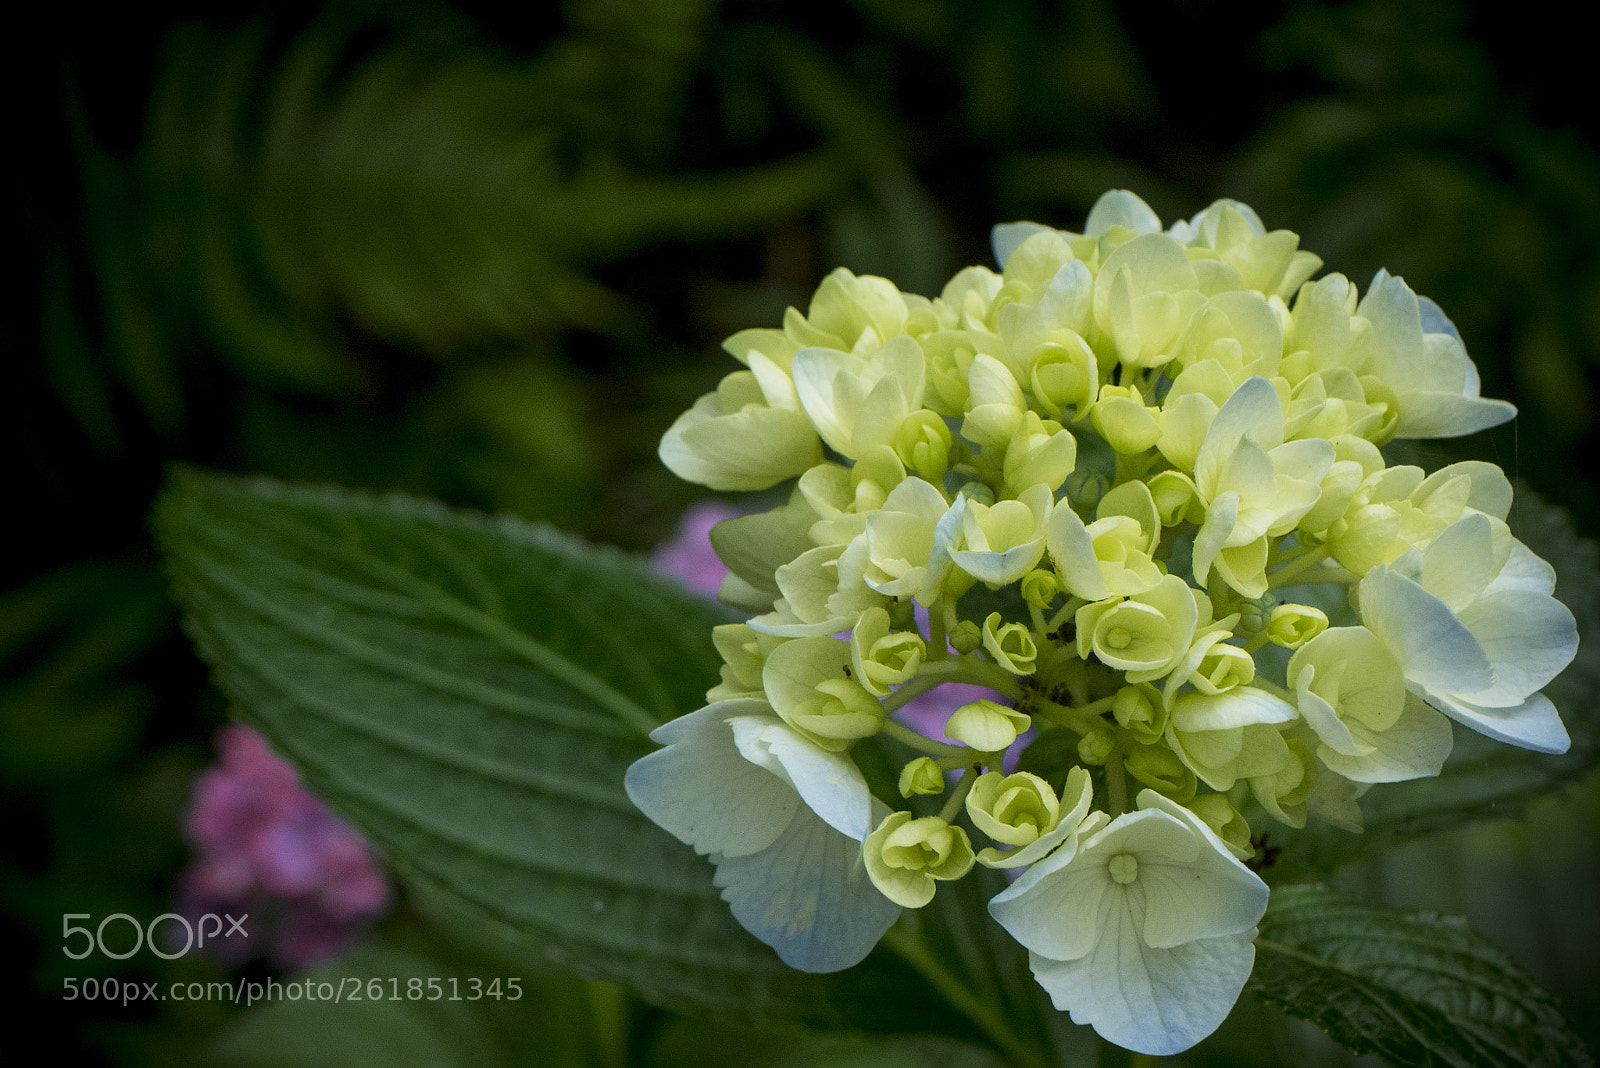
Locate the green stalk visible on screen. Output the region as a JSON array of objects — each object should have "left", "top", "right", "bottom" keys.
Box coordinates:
[{"left": 880, "top": 926, "right": 1053, "bottom": 1068}]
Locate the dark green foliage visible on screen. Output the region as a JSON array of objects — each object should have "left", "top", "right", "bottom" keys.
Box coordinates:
[{"left": 1251, "top": 885, "right": 1591, "bottom": 1067}]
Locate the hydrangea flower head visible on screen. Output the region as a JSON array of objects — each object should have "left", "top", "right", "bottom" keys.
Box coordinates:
[{"left": 628, "top": 190, "right": 1578, "bottom": 1054}]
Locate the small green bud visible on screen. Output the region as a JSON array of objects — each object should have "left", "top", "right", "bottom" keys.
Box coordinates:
[
  {"left": 1236, "top": 592, "right": 1279, "bottom": 635},
  {"left": 1268, "top": 603, "right": 1328, "bottom": 649},
  {"left": 1111, "top": 684, "right": 1168, "bottom": 743},
  {"left": 899, "top": 757, "right": 946, "bottom": 797},
  {"left": 965, "top": 771, "right": 1059, "bottom": 847},
  {"left": 982, "top": 612, "right": 1037, "bottom": 675},
  {"left": 1020, "top": 569, "right": 1061, "bottom": 609},
  {"left": 958, "top": 480, "right": 998, "bottom": 508},
  {"left": 1124, "top": 744, "right": 1197, "bottom": 802},
  {"left": 946, "top": 699, "right": 1031, "bottom": 752},
  {"left": 1064, "top": 467, "right": 1109, "bottom": 510},
  {"left": 949, "top": 619, "right": 983, "bottom": 654},
  {"left": 1077, "top": 726, "right": 1117, "bottom": 766},
  {"left": 1147, "top": 470, "right": 1201, "bottom": 527},
  {"left": 863, "top": 812, "right": 975, "bottom": 908},
  {"left": 1091, "top": 384, "right": 1162, "bottom": 454},
  {"left": 850, "top": 607, "right": 926, "bottom": 697},
  {"left": 1185, "top": 794, "right": 1255, "bottom": 861},
  {"left": 892, "top": 410, "right": 953, "bottom": 484},
  {"left": 1190, "top": 642, "right": 1256, "bottom": 696}
]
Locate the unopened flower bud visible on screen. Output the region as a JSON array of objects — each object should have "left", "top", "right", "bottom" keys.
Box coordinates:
[
  {"left": 850, "top": 607, "right": 926, "bottom": 697},
  {"left": 1077, "top": 726, "right": 1117, "bottom": 766},
  {"left": 1064, "top": 467, "right": 1109, "bottom": 510},
  {"left": 1091, "top": 384, "right": 1162, "bottom": 454},
  {"left": 893, "top": 410, "right": 953, "bottom": 484},
  {"left": 1236, "top": 592, "right": 1279, "bottom": 635},
  {"left": 899, "top": 757, "right": 946, "bottom": 797},
  {"left": 1020, "top": 569, "right": 1061, "bottom": 609},
  {"left": 1147, "top": 470, "right": 1200, "bottom": 527},
  {"left": 1268, "top": 603, "right": 1327, "bottom": 649},
  {"left": 1124, "top": 745, "right": 1197, "bottom": 802},
  {"left": 983, "top": 612, "right": 1037, "bottom": 675},
  {"left": 1111, "top": 684, "right": 1168, "bottom": 743},
  {"left": 946, "top": 699, "right": 1031, "bottom": 752},
  {"left": 950, "top": 619, "right": 983, "bottom": 654},
  {"left": 1185, "top": 794, "right": 1254, "bottom": 860},
  {"left": 1190, "top": 642, "right": 1256, "bottom": 696},
  {"left": 863, "top": 812, "right": 975, "bottom": 907}
]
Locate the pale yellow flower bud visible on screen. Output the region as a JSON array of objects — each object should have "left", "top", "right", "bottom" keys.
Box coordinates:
[
  {"left": 899, "top": 757, "right": 945, "bottom": 797},
  {"left": 863, "top": 812, "right": 975, "bottom": 907},
  {"left": 982, "top": 612, "right": 1037, "bottom": 675},
  {"left": 1268, "top": 603, "right": 1327, "bottom": 649},
  {"left": 946, "top": 698, "right": 1031, "bottom": 752}
]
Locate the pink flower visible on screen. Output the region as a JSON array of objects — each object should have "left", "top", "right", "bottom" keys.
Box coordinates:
[
  {"left": 177, "top": 725, "right": 392, "bottom": 968},
  {"left": 652, "top": 501, "right": 742, "bottom": 596}
]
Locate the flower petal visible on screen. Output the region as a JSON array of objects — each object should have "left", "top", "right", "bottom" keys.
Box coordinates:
[
  {"left": 711, "top": 800, "right": 900, "bottom": 972},
  {"left": 625, "top": 703, "right": 797, "bottom": 858},
  {"left": 1025, "top": 897, "right": 1257, "bottom": 1057}
]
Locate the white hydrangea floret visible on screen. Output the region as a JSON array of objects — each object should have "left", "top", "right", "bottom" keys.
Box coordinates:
[
  {"left": 624, "top": 700, "right": 900, "bottom": 971},
  {"left": 988, "top": 791, "right": 1269, "bottom": 1056}
]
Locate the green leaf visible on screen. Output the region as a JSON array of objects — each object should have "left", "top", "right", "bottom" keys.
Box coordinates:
[
  {"left": 1265, "top": 487, "right": 1600, "bottom": 882},
  {"left": 152, "top": 469, "right": 912, "bottom": 1022},
  {"left": 1250, "top": 885, "right": 1590, "bottom": 1067}
]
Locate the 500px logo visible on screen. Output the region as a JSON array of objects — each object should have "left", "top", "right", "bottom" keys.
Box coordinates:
[{"left": 62, "top": 913, "right": 247, "bottom": 960}]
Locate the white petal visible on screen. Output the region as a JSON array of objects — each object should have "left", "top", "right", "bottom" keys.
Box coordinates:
[
  {"left": 1320, "top": 692, "right": 1454, "bottom": 784},
  {"left": 1129, "top": 796, "right": 1269, "bottom": 947},
  {"left": 1026, "top": 898, "right": 1257, "bottom": 1057},
  {"left": 1487, "top": 540, "right": 1557, "bottom": 596},
  {"left": 1422, "top": 688, "right": 1572, "bottom": 755},
  {"left": 1394, "top": 392, "right": 1517, "bottom": 439},
  {"left": 1421, "top": 513, "right": 1499, "bottom": 613},
  {"left": 950, "top": 539, "right": 1047, "bottom": 586},
  {"left": 1359, "top": 566, "right": 1493, "bottom": 695},
  {"left": 625, "top": 703, "right": 797, "bottom": 858},
  {"left": 1170, "top": 687, "right": 1298, "bottom": 733},
  {"left": 1455, "top": 589, "right": 1578, "bottom": 707},
  {"left": 711, "top": 802, "right": 900, "bottom": 972},
  {"left": 992, "top": 222, "right": 1051, "bottom": 269},
  {"left": 989, "top": 845, "right": 1108, "bottom": 962},
  {"left": 1086, "top": 190, "right": 1163, "bottom": 236},
  {"left": 1046, "top": 502, "right": 1111, "bottom": 601},
  {"left": 757, "top": 722, "right": 876, "bottom": 841},
  {"left": 1196, "top": 377, "right": 1284, "bottom": 497}
]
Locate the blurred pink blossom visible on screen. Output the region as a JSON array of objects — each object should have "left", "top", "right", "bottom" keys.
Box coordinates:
[
  {"left": 178, "top": 724, "right": 391, "bottom": 968},
  {"left": 652, "top": 500, "right": 742, "bottom": 596}
]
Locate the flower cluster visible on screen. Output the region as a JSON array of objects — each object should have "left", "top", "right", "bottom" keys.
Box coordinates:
[
  {"left": 627, "top": 190, "right": 1578, "bottom": 1055},
  {"left": 180, "top": 724, "right": 392, "bottom": 968}
]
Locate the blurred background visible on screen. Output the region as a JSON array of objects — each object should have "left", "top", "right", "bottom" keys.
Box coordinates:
[{"left": 8, "top": 0, "right": 1599, "bottom": 1063}]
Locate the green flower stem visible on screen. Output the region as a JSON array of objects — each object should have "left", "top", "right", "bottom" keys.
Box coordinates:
[
  {"left": 1029, "top": 600, "right": 1050, "bottom": 640},
  {"left": 882, "top": 674, "right": 946, "bottom": 714},
  {"left": 880, "top": 718, "right": 967, "bottom": 759},
  {"left": 1096, "top": 1035, "right": 1160, "bottom": 1067},
  {"left": 879, "top": 926, "right": 1053, "bottom": 1068},
  {"left": 1267, "top": 546, "right": 1358, "bottom": 589},
  {"left": 1046, "top": 596, "right": 1086, "bottom": 635},
  {"left": 1106, "top": 752, "right": 1129, "bottom": 816},
  {"left": 937, "top": 767, "right": 979, "bottom": 821},
  {"left": 1240, "top": 630, "right": 1272, "bottom": 655},
  {"left": 1031, "top": 692, "right": 1112, "bottom": 737},
  {"left": 1114, "top": 449, "right": 1158, "bottom": 486}
]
